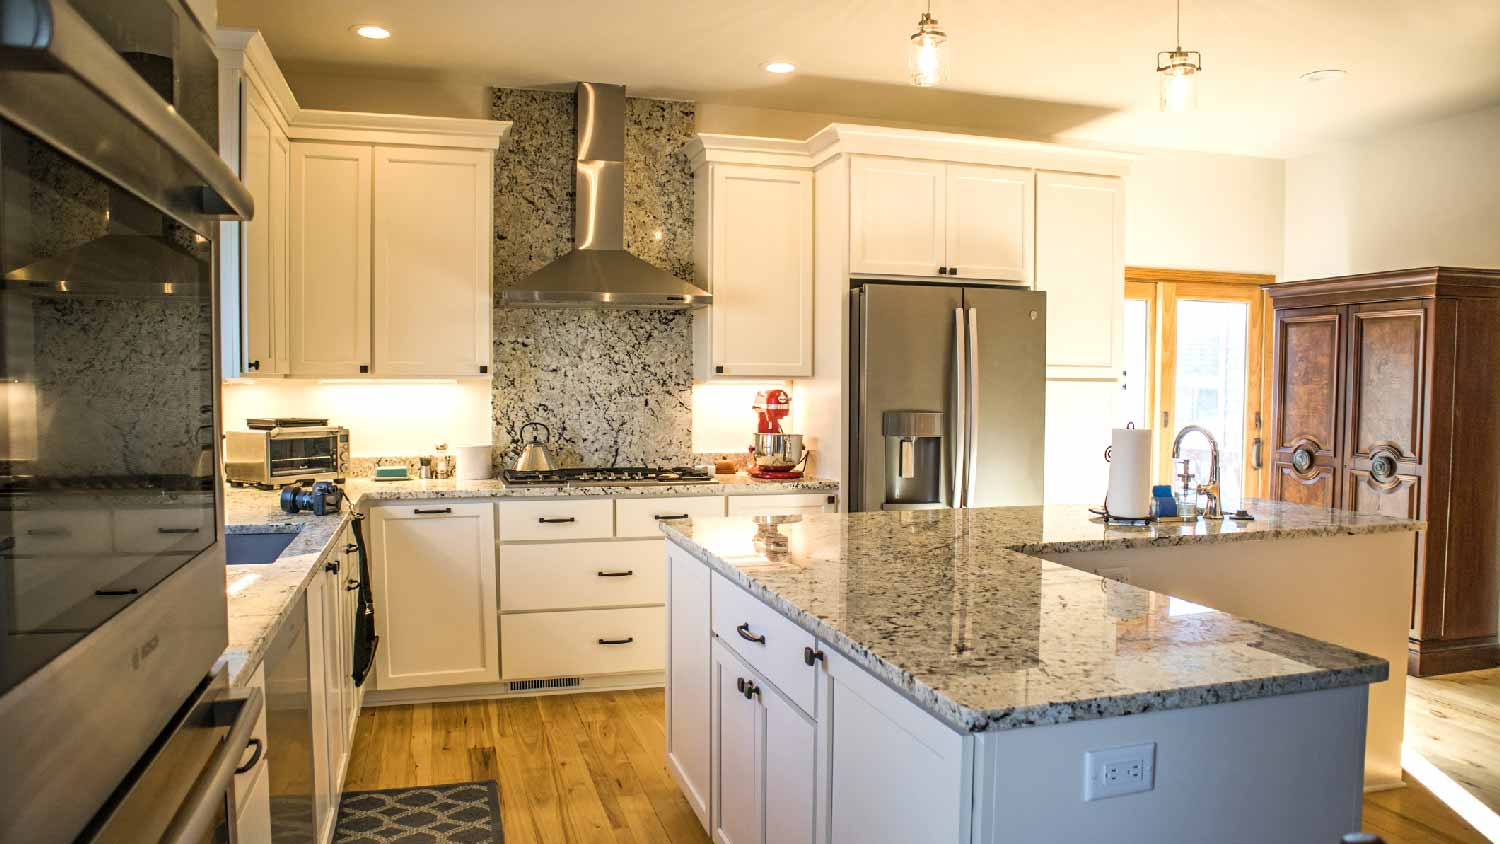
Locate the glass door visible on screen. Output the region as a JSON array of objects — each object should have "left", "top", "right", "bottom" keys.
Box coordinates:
[{"left": 1123, "top": 271, "right": 1271, "bottom": 509}]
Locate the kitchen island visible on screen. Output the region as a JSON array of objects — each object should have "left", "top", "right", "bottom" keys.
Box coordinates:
[{"left": 661, "top": 500, "right": 1420, "bottom": 844}]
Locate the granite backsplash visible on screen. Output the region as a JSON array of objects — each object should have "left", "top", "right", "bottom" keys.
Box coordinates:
[{"left": 489, "top": 87, "right": 699, "bottom": 471}]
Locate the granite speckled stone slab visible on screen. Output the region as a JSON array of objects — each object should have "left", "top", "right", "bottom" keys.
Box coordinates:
[
  {"left": 661, "top": 499, "right": 1419, "bottom": 733},
  {"left": 218, "top": 475, "right": 838, "bottom": 685}
]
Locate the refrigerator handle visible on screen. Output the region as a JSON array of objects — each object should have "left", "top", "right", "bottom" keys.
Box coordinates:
[
  {"left": 952, "top": 307, "right": 967, "bottom": 507},
  {"left": 966, "top": 307, "right": 980, "bottom": 507}
]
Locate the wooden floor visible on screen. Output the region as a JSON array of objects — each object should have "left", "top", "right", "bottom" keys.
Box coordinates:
[
  {"left": 1405, "top": 667, "right": 1500, "bottom": 817},
  {"left": 344, "top": 688, "right": 1488, "bottom": 844}
]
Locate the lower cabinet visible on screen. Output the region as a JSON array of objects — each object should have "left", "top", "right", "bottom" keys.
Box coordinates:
[
  {"left": 667, "top": 545, "right": 713, "bottom": 826},
  {"left": 726, "top": 493, "right": 836, "bottom": 517},
  {"left": 500, "top": 607, "right": 665, "bottom": 679}
]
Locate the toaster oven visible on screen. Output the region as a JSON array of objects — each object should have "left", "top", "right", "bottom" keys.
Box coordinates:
[{"left": 224, "top": 425, "right": 350, "bottom": 487}]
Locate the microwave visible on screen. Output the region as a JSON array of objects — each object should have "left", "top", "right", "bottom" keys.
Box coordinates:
[{"left": 225, "top": 425, "right": 351, "bottom": 487}]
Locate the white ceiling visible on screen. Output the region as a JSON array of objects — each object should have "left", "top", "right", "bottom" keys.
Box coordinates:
[{"left": 217, "top": 0, "right": 1500, "bottom": 158}]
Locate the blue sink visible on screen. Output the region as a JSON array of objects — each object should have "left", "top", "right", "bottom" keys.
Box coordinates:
[{"left": 225, "top": 532, "right": 297, "bottom": 565}]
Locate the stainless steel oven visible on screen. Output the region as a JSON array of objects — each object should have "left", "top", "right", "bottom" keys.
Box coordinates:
[{"left": 0, "top": 0, "right": 253, "bottom": 841}]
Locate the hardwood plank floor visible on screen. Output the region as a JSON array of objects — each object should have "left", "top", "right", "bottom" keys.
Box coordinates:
[
  {"left": 1405, "top": 667, "right": 1500, "bottom": 816},
  {"left": 343, "top": 688, "right": 1488, "bottom": 843}
]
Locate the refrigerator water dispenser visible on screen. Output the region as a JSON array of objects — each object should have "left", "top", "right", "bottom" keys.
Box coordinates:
[{"left": 882, "top": 411, "right": 945, "bottom": 510}]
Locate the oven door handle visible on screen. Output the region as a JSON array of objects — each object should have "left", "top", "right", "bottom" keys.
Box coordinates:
[{"left": 159, "top": 687, "right": 264, "bottom": 844}]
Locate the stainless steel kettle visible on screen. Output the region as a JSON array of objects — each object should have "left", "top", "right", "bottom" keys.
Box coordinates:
[{"left": 515, "top": 421, "right": 558, "bottom": 472}]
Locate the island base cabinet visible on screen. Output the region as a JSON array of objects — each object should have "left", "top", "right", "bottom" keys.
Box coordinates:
[
  {"left": 711, "top": 638, "right": 815, "bottom": 844},
  {"left": 666, "top": 545, "right": 712, "bottom": 828}
]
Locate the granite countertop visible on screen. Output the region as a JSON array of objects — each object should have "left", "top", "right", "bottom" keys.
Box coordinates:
[
  {"left": 661, "top": 499, "right": 1422, "bottom": 734},
  {"left": 218, "top": 473, "right": 839, "bottom": 686}
]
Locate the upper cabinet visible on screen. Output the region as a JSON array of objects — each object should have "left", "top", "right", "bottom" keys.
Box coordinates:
[
  {"left": 215, "top": 30, "right": 509, "bottom": 380},
  {"left": 849, "top": 157, "right": 1032, "bottom": 283},
  {"left": 1035, "top": 170, "right": 1125, "bottom": 379},
  {"left": 691, "top": 161, "right": 814, "bottom": 380}
]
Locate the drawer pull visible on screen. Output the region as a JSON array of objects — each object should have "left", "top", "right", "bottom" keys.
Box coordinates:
[
  {"left": 235, "top": 738, "right": 264, "bottom": 775},
  {"left": 157, "top": 527, "right": 202, "bottom": 534},
  {"left": 344, "top": 543, "right": 358, "bottom": 553},
  {"left": 346, "top": 578, "right": 361, "bottom": 591},
  {"left": 736, "top": 677, "right": 761, "bottom": 700},
  {"left": 597, "top": 570, "right": 635, "bottom": 577},
  {"left": 598, "top": 637, "right": 635, "bottom": 646},
  {"left": 804, "top": 646, "right": 825, "bottom": 667},
  {"left": 25, "top": 527, "right": 69, "bottom": 537},
  {"left": 538, "top": 517, "right": 577, "bottom": 524},
  {"left": 324, "top": 560, "right": 339, "bottom": 574},
  {"left": 736, "top": 622, "right": 766, "bottom": 645},
  {"left": 414, "top": 507, "right": 452, "bottom": 515},
  {"left": 95, "top": 588, "right": 140, "bottom": 596},
  {"left": 653, "top": 513, "right": 690, "bottom": 521}
]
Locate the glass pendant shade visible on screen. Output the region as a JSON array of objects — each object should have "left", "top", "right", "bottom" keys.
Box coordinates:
[
  {"left": 1157, "top": 51, "right": 1200, "bottom": 112},
  {"left": 908, "top": 12, "right": 947, "bottom": 87}
]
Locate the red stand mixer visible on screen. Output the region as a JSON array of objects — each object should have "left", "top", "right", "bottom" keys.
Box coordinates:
[{"left": 749, "top": 389, "right": 809, "bottom": 479}]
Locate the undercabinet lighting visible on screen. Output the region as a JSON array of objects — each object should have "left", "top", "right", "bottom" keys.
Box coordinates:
[
  {"left": 316, "top": 379, "right": 460, "bottom": 385},
  {"left": 1299, "top": 68, "right": 1347, "bottom": 83},
  {"left": 762, "top": 60, "right": 797, "bottom": 74},
  {"left": 352, "top": 24, "right": 391, "bottom": 40}
]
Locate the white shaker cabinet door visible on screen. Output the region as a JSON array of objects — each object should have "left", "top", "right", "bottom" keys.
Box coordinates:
[
  {"left": 288, "top": 142, "right": 372, "bottom": 376},
  {"left": 1035, "top": 170, "right": 1125, "bottom": 379},
  {"left": 238, "top": 82, "right": 290, "bottom": 376},
  {"left": 848, "top": 156, "right": 947, "bottom": 278},
  {"left": 666, "top": 545, "right": 712, "bottom": 829},
  {"left": 369, "top": 503, "right": 499, "bottom": 689},
  {"left": 371, "top": 146, "right": 492, "bottom": 377},
  {"left": 944, "top": 163, "right": 1032, "bottom": 283},
  {"left": 713, "top": 641, "right": 763, "bottom": 844}
]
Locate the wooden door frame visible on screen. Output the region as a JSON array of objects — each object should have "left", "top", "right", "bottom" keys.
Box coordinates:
[{"left": 1124, "top": 267, "right": 1275, "bottom": 496}]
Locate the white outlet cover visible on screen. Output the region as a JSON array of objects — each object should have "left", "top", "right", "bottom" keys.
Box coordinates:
[{"left": 1083, "top": 742, "right": 1156, "bottom": 801}]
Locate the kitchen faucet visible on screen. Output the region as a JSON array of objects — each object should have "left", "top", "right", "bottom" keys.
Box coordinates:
[{"left": 1171, "top": 424, "right": 1223, "bottom": 519}]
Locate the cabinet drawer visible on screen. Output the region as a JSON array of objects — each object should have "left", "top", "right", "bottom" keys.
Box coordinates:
[
  {"left": 112, "top": 507, "right": 215, "bottom": 553},
  {"left": 12, "top": 510, "right": 112, "bottom": 557},
  {"left": 726, "top": 493, "right": 835, "bottom": 517},
  {"left": 501, "top": 607, "right": 665, "bottom": 679},
  {"left": 498, "top": 499, "right": 613, "bottom": 541},
  {"left": 500, "top": 540, "right": 666, "bottom": 611},
  {"left": 711, "top": 572, "right": 816, "bottom": 714},
  {"left": 615, "top": 496, "right": 725, "bottom": 539}
]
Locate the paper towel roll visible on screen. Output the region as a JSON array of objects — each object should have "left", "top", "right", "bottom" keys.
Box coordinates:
[
  {"left": 454, "top": 444, "right": 493, "bottom": 481},
  {"left": 1107, "top": 427, "right": 1153, "bottom": 518}
]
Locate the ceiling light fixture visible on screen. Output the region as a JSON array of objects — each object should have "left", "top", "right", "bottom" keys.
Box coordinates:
[
  {"left": 1156, "top": 0, "right": 1201, "bottom": 112},
  {"left": 1300, "top": 68, "right": 1347, "bottom": 84},
  {"left": 352, "top": 24, "right": 391, "bottom": 40},
  {"left": 763, "top": 60, "right": 797, "bottom": 75},
  {"left": 908, "top": 0, "right": 947, "bottom": 88}
]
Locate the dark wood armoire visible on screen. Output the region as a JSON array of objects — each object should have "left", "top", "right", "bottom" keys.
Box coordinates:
[{"left": 1267, "top": 266, "right": 1500, "bottom": 677}]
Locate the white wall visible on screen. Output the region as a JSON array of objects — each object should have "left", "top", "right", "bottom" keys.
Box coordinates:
[
  {"left": 1126, "top": 148, "right": 1285, "bottom": 277},
  {"left": 1285, "top": 103, "right": 1500, "bottom": 280},
  {"left": 222, "top": 380, "right": 492, "bottom": 455}
]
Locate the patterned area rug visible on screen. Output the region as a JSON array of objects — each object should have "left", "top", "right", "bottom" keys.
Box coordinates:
[{"left": 333, "top": 780, "right": 503, "bottom": 844}]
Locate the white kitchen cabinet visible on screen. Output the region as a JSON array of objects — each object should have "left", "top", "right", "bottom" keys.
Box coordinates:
[
  {"left": 666, "top": 544, "right": 712, "bottom": 828},
  {"left": 945, "top": 164, "right": 1032, "bottom": 283},
  {"left": 1035, "top": 170, "right": 1125, "bottom": 379},
  {"left": 500, "top": 607, "right": 664, "bottom": 679},
  {"left": 692, "top": 163, "right": 814, "bottom": 380},
  {"left": 288, "top": 142, "right": 373, "bottom": 377},
  {"left": 726, "top": 492, "right": 836, "bottom": 517},
  {"left": 499, "top": 540, "right": 665, "bottom": 612},
  {"left": 369, "top": 502, "right": 498, "bottom": 689},
  {"left": 235, "top": 763, "right": 273, "bottom": 844},
  {"left": 372, "top": 146, "right": 493, "bottom": 377},
  {"left": 711, "top": 638, "right": 816, "bottom": 844},
  {"left": 305, "top": 565, "right": 337, "bottom": 842}
]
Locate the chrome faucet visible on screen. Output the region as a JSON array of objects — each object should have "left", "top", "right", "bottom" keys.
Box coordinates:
[{"left": 1171, "top": 424, "right": 1223, "bottom": 519}]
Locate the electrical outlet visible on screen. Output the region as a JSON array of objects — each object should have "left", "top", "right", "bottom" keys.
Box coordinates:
[{"left": 1083, "top": 742, "right": 1155, "bottom": 801}]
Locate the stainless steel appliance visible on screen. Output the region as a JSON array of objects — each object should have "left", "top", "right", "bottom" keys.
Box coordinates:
[
  {"left": 225, "top": 423, "right": 351, "bottom": 488},
  {"left": 882, "top": 410, "right": 945, "bottom": 510},
  {"left": 849, "top": 282, "right": 1046, "bottom": 511},
  {"left": 513, "top": 421, "right": 559, "bottom": 472},
  {"left": 0, "top": 0, "right": 253, "bottom": 840},
  {"left": 502, "top": 466, "right": 717, "bottom": 487}
]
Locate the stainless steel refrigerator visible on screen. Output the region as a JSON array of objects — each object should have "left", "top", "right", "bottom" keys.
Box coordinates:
[{"left": 849, "top": 282, "right": 1047, "bottom": 511}]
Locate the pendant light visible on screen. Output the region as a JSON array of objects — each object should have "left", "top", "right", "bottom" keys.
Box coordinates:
[
  {"left": 1156, "top": 0, "right": 1201, "bottom": 112},
  {"left": 908, "top": 1, "right": 948, "bottom": 87}
]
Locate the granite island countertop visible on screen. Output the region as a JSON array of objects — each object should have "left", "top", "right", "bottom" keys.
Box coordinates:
[
  {"left": 661, "top": 499, "right": 1422, "bottom": 733},
  {"left": 219, "top": 473, "right": 839, "bottom": 686}
]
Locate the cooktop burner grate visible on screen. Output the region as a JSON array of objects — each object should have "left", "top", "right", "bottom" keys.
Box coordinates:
[{"left": 501, "top": 466, "right": 715, "bottom": 487}]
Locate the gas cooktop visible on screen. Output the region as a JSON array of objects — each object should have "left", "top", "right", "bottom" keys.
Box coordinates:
[{"left": 501, "top": 466, "right": 716, "bottom": 487}]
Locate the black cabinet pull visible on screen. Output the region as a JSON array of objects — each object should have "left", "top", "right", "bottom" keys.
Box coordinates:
[
  {"left": 359, "top": 364, "right": 369, "bottom": 373},
  {"left": 598, "top": 637, "right": 634, "bottom": 646},
  {"left": 95, "top": 587, "right": 140, "bottom": 597},
  {"left": 26, "top": 527, "right": 69, "bottom": 537},
  {"left": 654, "top": 514, "right": 690, "bottom": 521},
  {"left": 743, "top": 680, "right": 760, "bottom": 700},
  {"left": 538, "top": 517, "right": 576, "bottom": 524},
  {"left": 324, "top": 560, "right": 339, "bottom": 574},
  {"left": 235, "top": 738, "right": 264, "bottom": 774},
  {"left": 157, "top": 527, "right": 201, "bottom": 534},
  {"left": 344, "top": 543, "right": 358, "bottom": 553},
  {"left": 949, "top": 266, "right": 959, "bottom": 276},
  {"left": 246, "top": 360, "right": 260, "bottom": 371},
  {"left": 804, "top": 646, "right": 825, "bottom": 667},
  {"left": 937, "top": 266, "right": 948, "bottom": 275},
  {"left": 597, "top": 570, "right": 634, "bottom": 577},
  {"left": 413, "top": 507, "right": 452, "bottom": 515},
  {"left": 736, "top": 622, "right": 766, "bottom": 645},
  {"left": 346, "top": 579, "right": 361, "bottom": 591}
]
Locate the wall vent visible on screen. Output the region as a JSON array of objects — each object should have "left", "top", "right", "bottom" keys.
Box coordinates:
[{"left": 506, "top": 676, "right": 583, "bottom": 693}]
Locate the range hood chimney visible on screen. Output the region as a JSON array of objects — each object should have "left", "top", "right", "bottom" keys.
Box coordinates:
[{"left": 503, "top": 82, "right": 710, "bottom": 308}]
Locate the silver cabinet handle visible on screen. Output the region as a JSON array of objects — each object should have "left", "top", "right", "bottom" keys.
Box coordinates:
[
  {"left": 966, "top": 307, "right": 980, "bottom": 506},
  {"left": 952, "top": 307, "right": 967, "bottom": 507}
]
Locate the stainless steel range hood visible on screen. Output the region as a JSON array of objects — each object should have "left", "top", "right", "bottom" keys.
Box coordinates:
[{"left": 503, "top": 82, "right": 710, "bottom": 309}]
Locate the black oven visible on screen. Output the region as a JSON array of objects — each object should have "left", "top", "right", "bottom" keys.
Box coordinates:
[{"left": 0, "top": 0, "right": 253, "bottom": 841}]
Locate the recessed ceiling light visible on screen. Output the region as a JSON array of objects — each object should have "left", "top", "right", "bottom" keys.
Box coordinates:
[
  {"left": 762, "top": 60, "right": 796, "bottom": 75},
  {"left": 1300, "top": 68, "right": 1347, "bottom": 83},
  {"left": 352, "top": 24, "right": 391, "bottom": 40}
]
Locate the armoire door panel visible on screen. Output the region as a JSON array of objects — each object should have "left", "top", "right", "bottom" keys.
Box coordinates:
[
  {"left": 1273, "top": 308, "right": 1342, "bottom": 456},
  {"left": 1348, "top": 304, "right": 1427, "bottom": 461},
  {"left": 1345, "top": 470, "right": 1420, "bottom": 520},
  {"left": 1270, "top": 462, "right": 1336, "bottom": 509}
]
